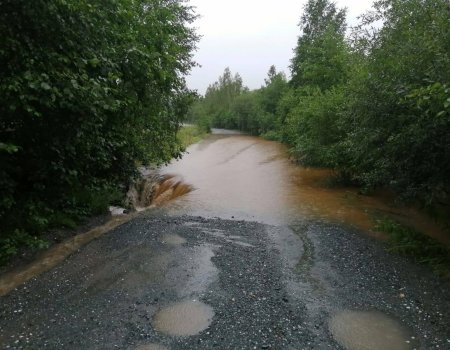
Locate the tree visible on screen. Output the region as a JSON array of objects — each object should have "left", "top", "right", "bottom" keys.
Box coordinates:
[
  {"left": 290, "top": 0, "right": 347, "bottom": 90},
  {"left": 283, "top": 0, "right": 349, "bottom": 165},
  {"left": 341, "top": 0, "right": 450, "bottom": 204},
  {"left": 199, "top": 67, "right": 246, "bottom": 129},
  {"left": 0, "top": 0, "right": 198, "bottom": 263}
]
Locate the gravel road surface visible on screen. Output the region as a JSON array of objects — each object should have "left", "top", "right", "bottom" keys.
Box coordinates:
[{"left": 0, "top": 209, "right": 449, "bottom": 349}]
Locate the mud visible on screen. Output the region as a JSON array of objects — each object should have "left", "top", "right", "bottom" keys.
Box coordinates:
[
  {"left": 152, "top": 300, "right": 214, "bottom": 336},
  {"left": 330, "top": 310, "right": 417, "bottom": 350},
  {"left": 133, "top": 344, "right": 169, "bottom": 350}
]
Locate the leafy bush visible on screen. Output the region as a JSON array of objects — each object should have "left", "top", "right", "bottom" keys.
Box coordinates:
[
  {"left": 177, "top": 125, "right": 209, "bottom": 148},
  {"left": 0, "top": 0, "right": 198, "bottom": 264},
  {"left": 189, "top": 66, "right": 288, "bottom": 136},
  {"left": 340, "top": 0, "right": 450, "bottom": 205},
  {"left": 0, "top": 230, "right": 50, "bottom": 266},
  {"left": 189, "top": 0, "right": 450, "bottom": 217}
]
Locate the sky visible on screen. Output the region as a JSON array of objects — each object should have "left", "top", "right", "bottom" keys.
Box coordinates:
[{"left": 185, "top": 0, "right": 375, "bottom": 94}]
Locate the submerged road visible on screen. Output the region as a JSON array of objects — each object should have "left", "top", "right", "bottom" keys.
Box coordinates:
[{"left": 0, "top": 130, "right": 449, "bottom": 349}]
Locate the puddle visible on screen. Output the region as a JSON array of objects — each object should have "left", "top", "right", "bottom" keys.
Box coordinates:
[
  {"left": 330, "top": 310, "right": 418, "bottom": 350},
  {"left": 152, "top": 300, "right": 214, "bottom": 336},
  {"left": 160, "top": 233, "right": 187, "bottom": 245},
  {"left": 133, "top": 344, "right": 169, "bottom": 350}
]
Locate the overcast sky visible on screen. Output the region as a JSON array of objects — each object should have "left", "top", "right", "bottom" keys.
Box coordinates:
[{"left": 186, "top": 0, "right": 375, "bottom": 94}]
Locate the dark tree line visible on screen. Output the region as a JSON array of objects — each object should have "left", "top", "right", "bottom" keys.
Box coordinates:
[
  {"left": 190, "top": 0, "right": 450, "bottom": 215},
  {"left": 0, "top": 0, "right": 198, "bottom": 263}
]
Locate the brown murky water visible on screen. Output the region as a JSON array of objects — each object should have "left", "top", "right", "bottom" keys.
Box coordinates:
[
  {"left": 162, "top": 130, "right": 449, "bottom": 243},
  {"left": 133, "top": 344, "right": 169, "bottom": 350},
  {"left": 160, "top": 233, "right": 187, "bottom": 245},
  {"left": 152, "top": 300, "right": 214, "bottom": 336},
  {"left": 330, "top": 310, "right": 418, "bottom": 350}
]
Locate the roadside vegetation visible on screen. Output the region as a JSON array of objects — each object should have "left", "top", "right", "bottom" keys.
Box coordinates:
[
  {"left": 177, "top": 125, "right": 210, "bottom": 149},
  {"left": 1, "top": 0, "right": 449, "bottom": 268},
  {"left": 189, "top": 0, "right": 450, "bottom": 272},
  {"left": 0, "top": 0, "right": 198, "bottom": 265},
  {"left": 190, "top": 0, "right": 450, "bottom": 232},
  {"left": 375, "top": 217, "right": 450, "bottom": 278}
]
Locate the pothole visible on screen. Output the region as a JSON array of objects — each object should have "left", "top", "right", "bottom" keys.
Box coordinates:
[
  {"left": 330, "top": 310, "right": 418, "bottom": 350},
  {"left": 133, "top": 344, "right": 169, "bottom": 350},
  {"left": 160, "top": 233, "right": 187, "bottom": 245},
  {"left": 152, "top": 300, "right": 214, "bottom": 336}
]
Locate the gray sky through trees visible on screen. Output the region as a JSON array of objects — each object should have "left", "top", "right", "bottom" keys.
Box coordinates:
[{"left": 186, "top": 0, "right": 375, "bottom": 94}]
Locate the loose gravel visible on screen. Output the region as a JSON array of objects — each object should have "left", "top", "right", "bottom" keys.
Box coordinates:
[{"left": 0, "top": 211, "right": 448, "bottom": 349}]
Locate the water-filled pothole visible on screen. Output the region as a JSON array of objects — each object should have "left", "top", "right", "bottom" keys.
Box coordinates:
[
  {"left": 152, "top": 300, "right": 214, "bottom": 336},
  {"left": 330, "top": 310, "right": 418, "bottom": 350},
  {"left": 160, "top": 233, "right": 187, "bottom": 245},
  {"left": 133, "top": 344, "right": 169, "bottom": 350}
]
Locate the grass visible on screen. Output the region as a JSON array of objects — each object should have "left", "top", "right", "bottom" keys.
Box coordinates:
[
  {"left": 177, "top": 125, "right": 209, "bottom": 148},
  {"left": 374, "top": 217, "right": 450, "bottom": 278},
  {"left": 0, "top": 230, "right": 50, "bottom": 266},
  {"left": 0, "top": 184, "right": 124, "bottom": 267}
]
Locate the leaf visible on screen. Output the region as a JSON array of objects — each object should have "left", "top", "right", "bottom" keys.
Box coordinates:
[
  {"left": 88, "top": 58, "right": 100, "bottom": 67},
  {"left": 0, "top": 143, "right": 19, "bottom": 154},
  {"left": 40, "top": 82, "right": 51, "bottom": 90}
]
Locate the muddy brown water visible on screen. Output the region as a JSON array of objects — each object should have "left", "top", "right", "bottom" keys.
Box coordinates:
[
  {"left": 2, "top": 129, "right": 445, "bottom": 298},
  {"left": 133, "top": 344, "right": 169, "bottom": 350},
  {"left": 0, "top": 129, "right": 445, "bottom": 348},
  {"left": 162, "top": 129, "right": 448, "bottom": 244},
  {"left": 160, "top": 233, "right": 187, "bottom": 245},
  {"left": 330, "top": 310, "right": 418, "bottom": 350},
  {"left": 152, "top": 300, "right": 214, "bottom": 336}
]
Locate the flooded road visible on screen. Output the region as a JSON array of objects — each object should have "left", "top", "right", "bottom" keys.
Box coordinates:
[
  {"left": 0, "top": 130, "right": 449, "bottom": 350},
  {"left": 163, "top": 129, "right": 448, "bottom": 243}
]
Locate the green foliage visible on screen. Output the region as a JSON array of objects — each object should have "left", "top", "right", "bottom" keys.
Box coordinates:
[
  {"left": 284, "top": 0, "right": 450, "bottom": 210},
  {"left": 189, "top": 0, "right": 450, "bottom": 218},
  {"left": 0, "top": 230, "right": 50, "bottom": 266},
  {"left": 231, "top": 91, "right": 264, "bottom": 135},
  {"left": 282, "top": 0, "right": 350, "bottom": 168},
  {"left": 203, "top": 67, "right": 247, "bottom": 130},
  {"left": 189, "top": 66, "right": 288, "bottom": 136},
  {"left": 340, "top": 0, "right": 450, "bottom": 205},
  {"left": 284, "top": 87, "right": 347, "bottom": 167},
  {"left": 177, "top": 125, "right": 209, "bottom": 148},
  {"left": 0, "top": 0, "right": 198, "bottom": 264},
  {"left": 290, "top": 0, "right": 347, "bottom": 89},
  {"left": 375, "top": 217, "right": 450, "bottom": 277}
]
